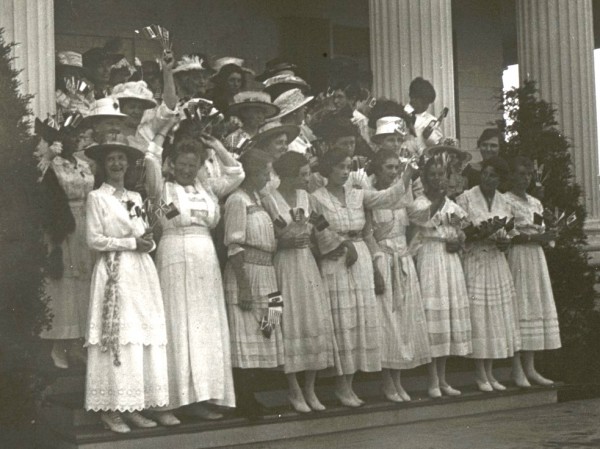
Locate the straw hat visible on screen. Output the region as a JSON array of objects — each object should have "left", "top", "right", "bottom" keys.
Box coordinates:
[
  {"left": 251, "top": 120, "right": 300, "bottom": 146},
  {"left": 271, "top": 88, "right": 314, "bottom": 119},
  {"left": 227, "top": 91, "right": 279, "bottom": 118},
  {"left": 81, "top": 98, "right": 128, "bottom": 126},
  {"left": 112, "top": 81, "right": 157, "bottom": 109},
  {"left": 424, "top": 138, "right": 472, "bottom": 163},
  {"left": 212, "top": 57, "right": 255, "bottom": 77},
  {"left": 84, "top": 133, "right": 144, "bottom": 163},
  {"left": 173, "top": 54, "right": 215, "bottom": 74},
  {"left": 371, "top": 116, "right": 408, "bottom": 143},
  {"left": 57, "top": 51, "right": 84, "bottom": 69}
]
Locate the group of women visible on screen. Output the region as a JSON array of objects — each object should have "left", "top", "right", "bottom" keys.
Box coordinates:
[{"left": 38, "top": 47, "right": 561, "bottom": 434}]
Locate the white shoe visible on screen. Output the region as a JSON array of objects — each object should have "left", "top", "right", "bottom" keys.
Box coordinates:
[
  {"left": 100, "top": 412, "right": 131, "bottom": 434},
  {"left": 123, "top": 411, "right": 157, "bottom": 428}
]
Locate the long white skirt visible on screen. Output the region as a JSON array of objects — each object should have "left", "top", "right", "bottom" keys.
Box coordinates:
[
  {"left": 319, "top": 240, "right": 381, "bottom": 375},
  {"left": 157, "top": 228, "right": 235, "bottom": 409},
  {"left": 463, "top": 242, "right": 520, "bottom": 359},
  {"left": 85, "top": 250, "right": 168, "bottom": 411},
  {"left": 416, "top": 240, "right": 472, "bottom": 358},
  {"left": 507, "top": 243, "right": 561, "bottom": 351}
]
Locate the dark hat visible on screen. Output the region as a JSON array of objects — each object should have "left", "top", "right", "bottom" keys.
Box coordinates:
[
  {"left": 82, "top": 47, "right": 124, "bottom": 69},
  {"left": 255, "top": 57, "right": 297, "bottom": 82}
]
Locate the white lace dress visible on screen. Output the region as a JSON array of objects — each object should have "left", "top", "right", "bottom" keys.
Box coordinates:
[{"left": 84, "top": 183, "right": 168, "bottom": 411}]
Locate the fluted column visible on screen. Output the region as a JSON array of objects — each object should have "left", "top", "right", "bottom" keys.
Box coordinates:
[
  {"left": 517, "top": 0, "right": 600, "bottom": 220},
  {"left": 369, "top": 0, "right": 456, "bottom": 138},
  {"left": 0, "top": 0, "right": 56, "bottom": 119}
]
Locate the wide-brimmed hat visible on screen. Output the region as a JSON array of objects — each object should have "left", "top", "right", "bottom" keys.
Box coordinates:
[
  {"left": 112, "top": 81, "right": 157, "bottom": 109},
  {"left": 82, "top": 47, "right": 124, "bottom": 70},
  {"left": 271, "top": 88, "right": 314, "bottom": 120},
  {"left": 84, "top": 133, "right": 144, "bottom": 163},
  {"left": 255, "top": 57, "right": 297, "bottom": 82},
  {"left": 81, "top": 98, "right": 128, "bottom": 127},
  {"left": 173, "top": 54, "right": 215, "bottom": 74},
  {"left": 227, "top": 91, "right": 279, "bottom": 118},
  {"left": 424, "top": 138, "right": 472, "bottom": 163},
  {"left": 263, "top": 74, "right": 310, "bottom": 100},
  {"left": 251, "top": 120, "right": 300, "bottom": 146},
  {"left": 212, "top": 57, "right": 255, "bottom": 78},
  {"left": 371, "top": 116, "right": 408, "bottom": 143}
]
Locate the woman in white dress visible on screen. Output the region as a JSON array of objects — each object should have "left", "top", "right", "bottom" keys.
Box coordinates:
[
  {"left": 505, "top": 156, "right": 560, "bottom": 387},
  {"left": 456, "top": 157, "right": 520, "bottom": 392},
  {"left": 409, "top": 157, "right": 472, "bottom": 398},
  {"left": 147, "top": 134, "right": 244, "bottom": 423},
  {"left": 311, "top": 148, "right": 413, "bottom": 407},
  {"left": 263, "top": 151, "right": 337, "bottom": 413},
  {"left": 84, "top": 134, "right": 168, "bottom": 433},
  {"left": 366, "top": 149, "right": 431, "bottom": 402},
  {"left": 223, "top": 149, "right": 285, "bottom": 420},
  {"left": 36, "top": 121, "right": 94, "bottom": 369}
]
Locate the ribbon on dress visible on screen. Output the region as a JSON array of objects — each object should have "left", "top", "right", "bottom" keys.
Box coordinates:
[{"left": 100, "top": 251, "right": 122, "bottom": 367}]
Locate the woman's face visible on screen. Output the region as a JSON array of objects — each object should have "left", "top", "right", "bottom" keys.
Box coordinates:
[
  {"left": 177, "top": 70, "right": 210, "bottom": 96},
  {"left": 328, "top": 156, "right": 351, "bottom": 187},
  {"left": 120, "top": 99, "right": 150, "bottom": 128},
  {"left": 424, "top": 163, "right": 446, "bottom": 193},
  {"left": 250, "top": 166, "right": 271, "bottom": 191},
  {"left": 174, "top": 151, "right": 203, "bottom": 186},
  {"left": 291, "top": 164, "right": 311, "bottom": 190},
  {"left": 480, "top": 165, "right": 500, "bottom": 192},
  {"left": 265, "top": 133, "right": 288, "bottom": 159},
  {"left": 104, "top": 150, "right": 128, "bottom": 183},
  {"left": 478, "top": 137, "right": 500, "bottom": 161},
  {"left": 379, "top": 135, "right": 404, "bottom": 152},
  {"left": 93, "top": 117, "right": 124, "bottom": 141},
  {"left": 239, "top": 107, "right": 266, "bottom": 129},
  {"left": 89, "top": 61, "right": 111, "bottom": 85},
  {"left": 377, "top": 157, "right": 400, "bottom": 187},
  {"left": 511, "top": 164, "right": 532, "bottom": 193},
  {"left": 226, "top": 72, "right": 243, "bottom": 96},
  {"left": 332, "top": 136, "right": 356, "bottom": 157},
  {"left": 332, "top": 89, "right": 350, "bottom": 111}
]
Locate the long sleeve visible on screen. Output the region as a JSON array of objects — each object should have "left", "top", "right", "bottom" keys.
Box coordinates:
[
  {"left": 362, "top": 179, "right": 410, "bottom": 210},
  {"left": 86, "top": 193, "right": 136, "bottom": 251},
  {"left": 206, "top": 161, "right": 245, "bottom": 199},
  {"left": 224, "top": 193, "right": 247, "bottom": 257},
  {"left": 137, "top": 102, "right": 179, "bottom": 145},
  {"left": 143, "top": 147, "right": 164, "bottom": 206},
  {"left": 41, "top": 168, "right": 76, "bottom": 245}
]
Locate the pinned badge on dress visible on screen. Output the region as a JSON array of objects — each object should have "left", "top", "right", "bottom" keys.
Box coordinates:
[
  {"left": 273, "top": 215, "right": 287, "bottom": 229},
  {"left": 289, "top": 207, "right": 305, "bottom": 223},
  {"left": 267, "top": 291, "right": 283, "bottom": 327}
]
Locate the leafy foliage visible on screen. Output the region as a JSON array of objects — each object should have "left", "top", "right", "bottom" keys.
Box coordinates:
[
  {"left": 498, "top": 80, "right": 600, "bottom": 383},
  {"left": 0, "top": 28, "right": 51, "bottom": 430}
]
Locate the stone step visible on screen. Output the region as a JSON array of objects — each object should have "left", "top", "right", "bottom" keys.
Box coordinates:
[{"left": 38, "top": 369, "right": 559, "bottom": 449}]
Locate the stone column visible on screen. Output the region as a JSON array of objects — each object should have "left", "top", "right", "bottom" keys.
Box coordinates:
[
  {"left": 0, "top": 0, "right": 56, "bottom": 119},
  {"left": 517, "top": 0, "right": 600, "bottom": 221},
  {"left": 369, "top": 0, "right": 456, "bottom": 138}
]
